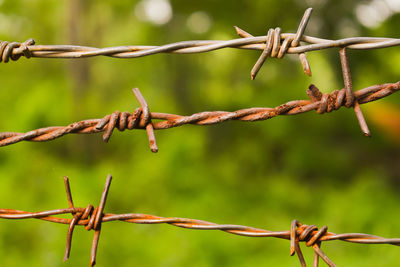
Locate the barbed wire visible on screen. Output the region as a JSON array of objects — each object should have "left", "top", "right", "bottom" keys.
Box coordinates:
[
  {"left": 0, "top": 175, "right": 398, "bottom": 267},
  {"left": 0, "top": 79, "right": 399, "bottom": 152},
  {"left": 1, "top": 7, "right": 399, "bottom": 267},
  {"left": 2, "top": 8, "right": 400, "bottom": 80},
  {"left": 1, "top": 8, "right": 398, "bottom": 152}
]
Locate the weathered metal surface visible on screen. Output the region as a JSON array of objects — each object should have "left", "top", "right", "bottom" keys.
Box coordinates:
[
  {"left": 1, "top": 8, "right": 400, "bottom": 80},
  {"left": 0, "top": 9, "right": 397, "bottom": 151},
  {"left": 0, "top": 175, "right": 398, "bottom": 267},
  {"left": 0, "top": 81, "right": 398, "bottom": 152}
]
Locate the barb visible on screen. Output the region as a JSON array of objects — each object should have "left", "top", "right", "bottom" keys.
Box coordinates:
[
  {"left": 2, "top": 8, "right": 400, "bottom": 79},
  {"left": 236, "top": 7, "right": 313, "bottom": 79},
  {"left": 338, "top": 47, "right": 370, "bottom": 137},
  {"left": 0, "top": 81, "right": 399, "bottom": 152},
  {"left": 0, "top": 175, "right": 398, "bottom": 266}
]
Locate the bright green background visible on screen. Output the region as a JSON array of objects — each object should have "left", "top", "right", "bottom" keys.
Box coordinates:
[{"left": 0, "top": 0, "right": 399, "bottom": 266}]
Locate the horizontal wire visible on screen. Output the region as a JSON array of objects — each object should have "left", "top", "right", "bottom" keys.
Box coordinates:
[
  {"left": 2, "top": 209, "right": 399, "bottom": 244},
  {"left": 7, "top": 34, "right": 400, "bottom": 58},
  {"left": 0, "top": 81, "right": 399, "bottom": 151},
  {"left": 1, "top": 8, "right": 399, "bottom": 266},
  {"left": 0, "top": 175, "right": 399, "bottom": 267},
  {"left": 1, "top": 8, "right": 400, "bottom": 82}
]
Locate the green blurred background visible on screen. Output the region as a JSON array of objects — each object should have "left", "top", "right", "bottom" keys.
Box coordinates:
[{"left": 0, "top": 0, "right": 399, "bottom": 266}]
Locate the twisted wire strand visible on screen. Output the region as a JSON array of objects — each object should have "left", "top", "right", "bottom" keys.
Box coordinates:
[
  {"left": 0, "top": 175, "right": 399, "bottom": 267},
  {"left": 1, "top": 81, "right": 399, "bottom": 152},
  {"left": 2, "top": 8, "right": 400, "bottom": 79}
]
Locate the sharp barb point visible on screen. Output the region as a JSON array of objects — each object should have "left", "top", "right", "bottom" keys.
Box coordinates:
[
  {"left": 1, "top": 178, "right": 400, "bottom": 265},
  {"left": 0, "top": 81, "right": 399, "bottom": 149}
]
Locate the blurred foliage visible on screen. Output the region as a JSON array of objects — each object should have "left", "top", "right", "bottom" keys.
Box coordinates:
[{"left": 0, "top": 0, "right": 400, "bottom": 266}]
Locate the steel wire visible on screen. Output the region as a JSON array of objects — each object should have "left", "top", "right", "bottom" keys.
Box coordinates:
[
  {"left": 0, "top": 8, "right": 398, "bottom": 153},
  {"left": 1, "top": 7, "right": 399, "bottom": 267},
  {"left": 0, "top": 80, "right": 398, "bottom": 152},
  {"left": 2, "top": 8, "right": 400, "bottom": 79},
  {"left": 1, "top": 175, "right": 399, "bottom": 267},
  {"left": 0, "top": 175, "right": 400, "bottom": 266}
]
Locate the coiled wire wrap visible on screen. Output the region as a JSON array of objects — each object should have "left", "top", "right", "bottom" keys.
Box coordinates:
[
  {"left": 2, "top": 8, "right": 400, "bottom": 81},
  {"left": 0, "top": 175, "right": 399, "bottom": 267},
  {"left": 0, "top": 81, "right": 399, "bottom": 152},
  {"left": 0, "top": 38, "right": 35, "bottom": 62}
]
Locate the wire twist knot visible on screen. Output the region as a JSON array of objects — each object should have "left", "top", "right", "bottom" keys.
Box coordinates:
[
  {"left": 63, "top": 175, "right": 112, "bottom": 266},
  {"left": 290, "top": 220, "right": 336, "bottom": 267},
  {"left": 0, "top": 38, "right": 35, "bottom": 63},
  {"left": 95, "top": 88, "right": 158, "bottom": 152},
  {"left": 69, "top": 204, "right": 104, "bottom": 231},
  {"left": 295, "top": 223, "right": 328, "bottom": 247},
  {"left": 307, "top": 84, "right": 357, "bottom": 114},
  {"left": 261, "top": 27, "right": 295, "bottom": 59},
  {"left": 236, "top": 8, "right": 313, "bottom": 79}
]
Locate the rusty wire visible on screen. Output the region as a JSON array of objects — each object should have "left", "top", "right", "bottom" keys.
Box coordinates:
[
  {"left": 1, "top": 78, "right": 399, "bottom": 152},
  {"left": 2, "top": 8, "right": 400, "bottom": 80},
  {"left": 1, "top": 9, "right": 399, "bottom": 152},
  {"left": 1, "top": 7, "right": 399, "bottom": 267},
  {"left": 0, "top": 175, "right": 398, "bottom": 267}
]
